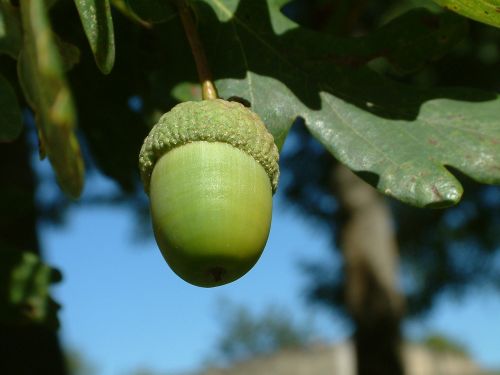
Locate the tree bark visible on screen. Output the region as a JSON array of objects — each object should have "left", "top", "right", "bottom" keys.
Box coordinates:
[
  {"left": 334, "top": 164, "right": 405, "bottom": 375},
  {"left": 0, "top": 133, "right": 68, "bottom": 375}
]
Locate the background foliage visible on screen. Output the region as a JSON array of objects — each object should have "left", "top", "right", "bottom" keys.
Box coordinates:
[{"left": 1, "top": 0, "right": 500, "bottom": 374}]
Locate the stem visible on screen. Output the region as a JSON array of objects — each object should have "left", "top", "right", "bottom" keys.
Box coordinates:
[{"left": 175, "top": 0, "right": 218, "bottom": 100}]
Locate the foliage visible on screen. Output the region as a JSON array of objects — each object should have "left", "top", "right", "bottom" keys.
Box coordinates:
[
  {"left": 0, "top": 0, "right": 500, "bottom": 346},
  {"left": 0, "top": 2, "right": 499, "bottom": 375},
  {"left": 421, "top": 333, "right": 468, "bottom": 356},
  {"left": 0, "top": 74, "right": 21, "bottom": 141},
  {"left": 197, "top": 0, "right": 500, "bottom": 208},
  {"left": 213, "top": 302, "right": 316, "bottom": 364},
  {"left": 18, "top": 0, "right": 84, "bottom": 198},
  {"left": 0, "top": 251, "right": 61, "bottom": 328},
  {"left": 1, "top": 0, "right": 500, "bottom": 208},
  {"left": 74, "top": 0, "right": 115, "bottom": 74},
  {"left": 65, "top": 349, "right": 97, "bottom": 375},
  {"left": 432, "top": 0, "right": 500, "bottom": 28},
  {"left": 279, "top": 1, "right": 500, "bottom": 318}
]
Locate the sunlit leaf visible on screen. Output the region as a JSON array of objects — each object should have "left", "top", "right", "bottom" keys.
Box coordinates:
[
  {"left": 19, "top": 0, "right": 85, "bottom": 198},
  {"left": 433, "top": 0, "right": 500, "bottom": 28}
]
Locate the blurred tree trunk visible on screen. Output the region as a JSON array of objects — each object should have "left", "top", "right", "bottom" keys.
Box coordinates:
[
  {"left": 0, "top": 133, "right": 68, "bottom": 375},
  {"left": 334, "top": 164, "right": 405, "bottom": 375}
]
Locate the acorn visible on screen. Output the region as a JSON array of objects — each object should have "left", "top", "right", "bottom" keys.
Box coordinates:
[{"left": 139, "top": 99, "right": 279, "bottom": 287}]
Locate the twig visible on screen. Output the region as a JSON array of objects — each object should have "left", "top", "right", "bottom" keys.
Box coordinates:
[{"left": 174, "top": 0, "right": 218, "bottom": 100}]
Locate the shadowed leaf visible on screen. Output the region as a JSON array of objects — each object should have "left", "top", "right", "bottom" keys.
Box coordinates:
[
  {"left": 0, "top": 0, "right": 22, "bottom": 58},
  {"left": 0, "top": 75, "right": 22, "bottom": 142},
  {"left": 125, "top": 0, "right": 176, "bottom": 24},
  {"left": 53, "top": 34, "right": 81, "bottom": 71},
  {"left": 0, "top": 251, "right": 61, "bottom": 329}
]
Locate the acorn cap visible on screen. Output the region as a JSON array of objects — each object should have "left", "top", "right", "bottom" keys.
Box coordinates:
[{"left": 139, "top": 99, "right": 279, "bottom": 194}]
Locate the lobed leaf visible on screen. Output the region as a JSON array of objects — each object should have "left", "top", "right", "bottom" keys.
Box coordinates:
[{"left": 186, "top": 0, "right": 500, "bottom": 207}]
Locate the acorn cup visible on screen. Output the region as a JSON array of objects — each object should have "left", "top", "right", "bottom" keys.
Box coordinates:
[{"left": 139, "top": 99, "right": 279, "bottom": 287}]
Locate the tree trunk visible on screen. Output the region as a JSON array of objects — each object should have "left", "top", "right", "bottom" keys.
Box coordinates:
[
  {"left": 334, "top": 164, "right": 405, "bottom": 375},
  {"left": 0, "top": 133, "right": 68, "bottom": 375}
]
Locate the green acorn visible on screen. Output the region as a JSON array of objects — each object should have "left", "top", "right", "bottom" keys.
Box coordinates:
[{"left": 139, "top": 99, "right": 279, "bottom": 287}]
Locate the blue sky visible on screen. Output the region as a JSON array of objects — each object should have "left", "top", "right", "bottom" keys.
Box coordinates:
[
  {"left": 36, "top": 164, "right": 500, "bottom": 375},
  {"left": 40, "top": 176, "right": 343, "bottom": 374}
]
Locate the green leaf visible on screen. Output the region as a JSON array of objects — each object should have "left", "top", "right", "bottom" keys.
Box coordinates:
[
  {"left": 74, "top": 0, "right": 115, "bottom": 74},
  {"left": 19, "top": 0, "right": 85, "bottom": 199},
  {"left": 0, "top": 74, "right": 22, "bottom": 142},
  {"left": 180, "top": 0, "right": 500, "bottom": 208},
  {"left": 125, "top": 0, "right": 176, "bottom": 24},
  {"left": 433, "top": 0, "right": 500, "bottom": 28},
  {"left": 0, "top": 0, "right": 22, "bottom": 58},
  {"left": 0, "top": 251, "right": 62, "bottom": 329}
]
